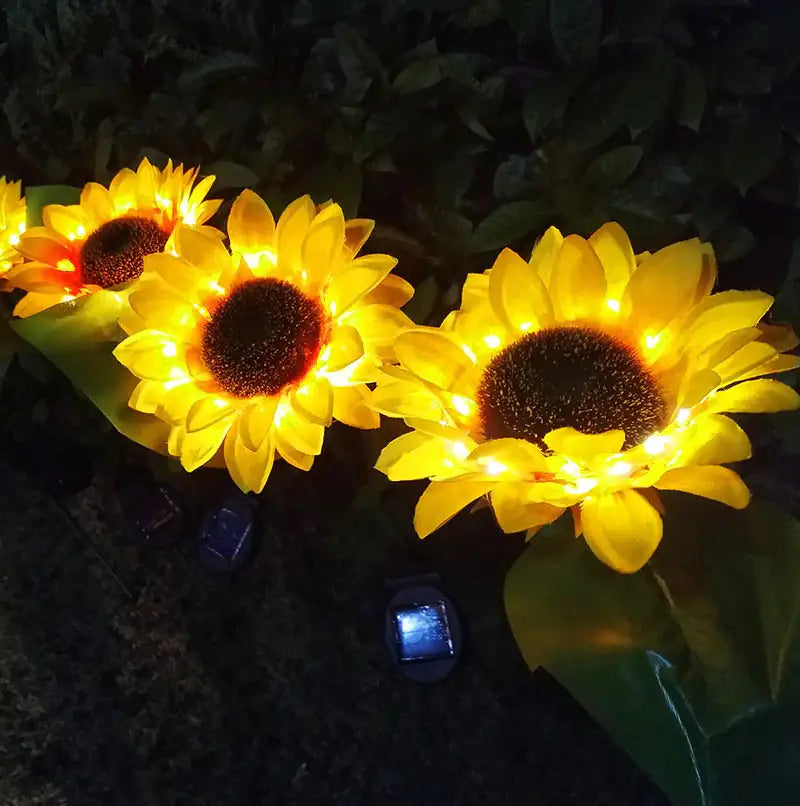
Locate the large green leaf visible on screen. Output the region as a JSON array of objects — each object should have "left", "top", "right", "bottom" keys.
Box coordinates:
[
  {"left": 469, "top": 201, "right": 553, "bottom": 253},
  {"left": 505, "top": 495, "right": 800, "bottom": 806},
  {"left": 25, "top": 185, "right": 81, "bottom": 228},
  {"left": 11, "top": 289, "right": 169, "bottom": 454}
]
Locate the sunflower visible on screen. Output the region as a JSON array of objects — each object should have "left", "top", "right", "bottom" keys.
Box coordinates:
[
  {"left": 6, "top": 158, "right": 220, "bottom": 317},
  {"left": 0, "top": 177, "right": 26, "bottom": 276},
  {"left": 372, "top": 223, "right": 800, "bottom": 573},
  {"left": 113, "top": 190, "right": 413, "bottom": 493}
]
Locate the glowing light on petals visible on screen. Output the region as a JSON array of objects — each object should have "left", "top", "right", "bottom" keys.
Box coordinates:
[
  {"left": 483, "top": 334, "right": 502, "bottom": 349},
  {"left": 607, "top": 460, "right": 633, "bottom": 477},
  {"left": 451, "top": 395, "right": 473, "bottom": 417},
  {"left": 462, "top": 343, "right": 477, "bottom": 362},
  {"left": 484, "top": 459, "right": 507, "bottom": 476},
  {"left": 161, "top": 342, "right": 178, "bottom": 358},
  {"left": 8, "top": 233, "right": 19, "bottom": 247},
  {"left": 566, "top": 477, "right": 598, "bottom": 496},
  {"left": 606, "top": 298, "right": 621, "bottom": 313},
  {"left": 644, "top": 332, "right": 661, "bottom": 350},
  {"left": 451, "top": 442, "right": 470, "bottom": 461},
  {"left": 519, "top": 321, "right": 533, "bottom": 331},
  {"left": 643, "top": 434, "right": 668, "bottom": 456},
  {"left": 675, "top": 408, "right": 691, "bottom": 426}
]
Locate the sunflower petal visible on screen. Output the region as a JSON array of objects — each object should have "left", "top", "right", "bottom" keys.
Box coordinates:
[
  {"left": 342, "top": 304, "right": 413, "bottom": 360},
  {"left": 179, "top": 417, "right": 232, "bottom": 472},
  {"left": 383, "top": 435, "right": 458, "bottom": 481},
  {"left": 12, "top": 292, "right": 66, "bottom": 318},
  {"left": 332, "top": 384, "right": 380, "bottom": 429},
  {"left": 360, "top": 274, "right": 415, "bottom": 308},
  {"left": 128, "top": 380, "right": 165, "bottom": 414},
  {"left": 414, "top": 480, "right": 495, "bottom": 539},
  {"left": 706, "top": 378, "right": 800, "bottom": 413},
  {"left": 678, "top": 413, "right": 752, "bottom": 466},
  {"left": 276, "top": 406, "right": 325, "bottom": 456},
  {"left": 303, "top": 203, "right": 346, "bottom": 286},
  {"left": 343, "top": 218, "right": 375, "bottom": 259},
  {"left": 291, "top": 375, "right": 333, "bottom": 426},
  {"left": 683, "top": 290, "right": 773, "bottom": 352},
  {"left": 326, "top": 254, "right": 398, "bottom": 315},
  {"left": 274, "top": 430, "right": 315, "bottom": 471},
  {"left": 323, "top": 325, "right": 364, "bottom": 373},
  {"left": 655, "top": 465, "right": 750, "bottom": 509},
  {"left": 174, "top": 225, "right": 230, "bottom": 279},
  {"left": 80, "top": 182, "right": 115, "bottom": 227},
  {"left": 17, "top": 227, "right": 73, "bottom": 265},
  {"left": 239, "top": 398, "right": 278, "bottom": 451},
  {"left": 588, "top": 222, "right": 635, "bottom": 303},
  {"left": 581, "top": 490, "right": 663, "bottom": 573},
  {"left": 491, "top": 484, "right": 563, "bottom": 533},
  {"left": 370, "top": 381, "right": 444, "bottom": 420},
  {"left": 713, "top": 341, "right": 777, "bottom": 384},
  {"left": 528, "top": 226, "right": 563, "bottom": 287},
  {"left": 228, "top": 189, "right": 275, "bottom": 256},
  {"left": 543, "top": 427, "right": 625, "bottom": 460},
  {"left": 186, "top": 396, "right": 236, "bottom": 432},
  {"left": 42, "top": 205, "right": 88, "bottom": 240},
  {"left": 276, "top": 195, "right": 315, "bottom": 274},
  {"left": 468, "top": 438, "right": 548, "bottom": 474},
  {"left": 224, "top": 420, "right": 275, "bottom": 494},
  {"left": 757, "top": 321, "right": 799, "bottom": 353},
  {"left": 395, "top": 328, "right": 474, "bottom": 390},
  {"left": 487, "top": 247, "right": 553, "bottom": 333},
  {"left": 549, "top": 234, "right": 606, "bottom": 321}
]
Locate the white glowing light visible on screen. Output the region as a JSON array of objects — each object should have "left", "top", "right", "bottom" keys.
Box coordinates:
[
  {"left": 644, "top": 332, "right": 661, "bottom": 350},
  {"left": 483, "top": 334, "right": 502, "bottom": 349},
  {"left": 461, "top": 343, "right": 477, "bottom": 363},
  {"left": 519, "top": 321, "right": 533, "bottom": 332},
  {"left": 243, "top": 248, "right": 278, "bottom": 270},
  {"left": 17, "top": 222, "right": 26, "bottom": 234},
  {"left": 156, "top": 194, "right": 171, "bottom": 209},
  {"left": 209, "top": 281, "right": 226, "bottom": 295},
  {"left": 161, "top": 342, "right": 178, "bottom": 358},
  {"left": 607, "top": 460, "right": 633, "bottom": 477},
  {"left": 566, "top": 477, "right": 598, "bottom": 495},
  {"left": 183, "top": 210, "right": 197, "bottom": 226},
  {"left": 643, "top": 434, "right": 668, "bottom": 456},
  {"left": 484, "top": 459, "right": 507, "bottom": 476},
  {"left": 8, "top": 233, "right": 19, "bottom": 246},
  {"left": 451, "top": 441, "right": 470, "bottom": 461},
  {"left": 213, "top": 398, "right": 228, "bottom": 409},
  {"left": 675, "top": 408, "right": 691, "bottom": 426},
  {"left": 451, "top": 395, "right": 473, "bottom": 417},
  {"left": 560, "top": 459, "right": 582, "bottom": 477},
  {"left": 329, "top": 300, "right": 338, "bottom": 316},
  {"left": 606, "top": 298, "right": 621, "bottom": 313}
]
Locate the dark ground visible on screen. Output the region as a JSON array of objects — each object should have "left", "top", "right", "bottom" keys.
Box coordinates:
[{"left": 0, "top": 356, "right": 678, "bottom": 806}]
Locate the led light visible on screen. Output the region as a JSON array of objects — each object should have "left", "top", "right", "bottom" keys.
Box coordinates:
[
  {"left": 209, "top": 280, "right": 226, "bottom": 295},
  {"left": 560, "top": 459, "right": 582, "bottom": 477},
  {"left": 183, "top": 211, "right": 198, "bottom": 226},
  {"left": 213, "top": 397, "right": 228, "bottom": 409},
  {"left": 566, "top": 477, "right": 598, "bottom": 495},
  {"left": 606, "top": 298, "right": 621, "bottom": 313},
  {"left": 451, "top": 441, "right": 470, "bottom": 461},
  {"left": 243, "top": 248, "right": 278, "bottom": 270},
  {"left": 156, "top": 194, "right": 171, "bottom": 209},
  {"left": 675, "top": 408, "right": 691, "bottom": 426},
  {"left": 483, "top": 334, "right": 502, "bottom": 349},
  {"left": 329, "top": 300, "right": 337, "bottom": 316},
  {"left": 519, "top": 321, "right": 533, "bottom": 331},
  {"left": 484, "top": 459, "right": 506, "bottom": 476},
  {"left": 644, "top": 332, "right": 661, "bottom": 350},
  {"left": 8, "top": 233, "right": 19, "bottom": 246},
  {"left": 451, "top": 395, "right": 473, "bottom": 417},
  {"left": 643, "top": 434, "right": 668, "bottom": 456},
  {"left": 461, "top": 343, "right": 477, "bottom": 362},
  {"left": 161, "top": 342, "right": 178, "bottom": 358},
  {"left": 17, "top": 222, "right": 26, "bottom": 234},
  {"left": 607, "top": 460, "right": 633, "bottom": 477}
]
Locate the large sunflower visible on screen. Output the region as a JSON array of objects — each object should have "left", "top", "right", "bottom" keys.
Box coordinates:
[
  {"left": 7, "top": 158, "right": 220, "bottom": 317},
  {"left": 372, "top": 224, "right": 800, "bottom": 573},
  {"left": 113, "top": 190, "right": 413, "bottom": 493},
  {"left": 0, "top": 177, "right": 26, "bottom": 277}
]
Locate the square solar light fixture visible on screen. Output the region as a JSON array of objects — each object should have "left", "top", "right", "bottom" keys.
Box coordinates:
[
  {"left": 385, "top": 579, "right": 461, "bottom": 683},
  {"left": 197, "top": 495, "right": 256, "bottom": 572}
]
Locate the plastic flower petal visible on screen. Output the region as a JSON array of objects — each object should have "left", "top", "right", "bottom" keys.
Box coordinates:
[
  {"left": 114, "top": 190, "right": 410, "bottom": 493},
  {"left": 373, "top": 222, "right": 799, "bottom": 573},
  {"left": 0, "top": 177, "right": 26, "bottom": 278},
  {"left": 6, "top": 158, "right": 220, "bottom": 317}
]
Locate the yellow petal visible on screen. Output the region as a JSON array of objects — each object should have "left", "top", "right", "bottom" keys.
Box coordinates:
[
  {"left": 343, "top": 218, "right": 374, "bottom": 258},
  {"left": 276, "top": 195, "right": 315, "bottom": 274},
  {"left": 239, "top": 398, "right": 278, "bottom": 451},
  {"left": 18, "top": 227, "right": 73, "bottom": 265},
  {"left": 179, "top": 417, "right": 232, "bottom": 472},
  {"left": 678, "top": 368, "right": 721, "bottom": 409},
  {"left": 488, "top": 247, "right": 553, "bottom": 333},
  {"left": 80, "top": 182, "right": 115, "bottom": 226},
  {"left": 528, "top": 226, "right": 563, "bottom": 287},
  {"left": 712, "top": 341, "right": 778, "bottom": 384},
  {"left": 468, "top": 438, "right": 548, "bottom": 475},
  {"left": 381, "top": 435, "right": 458, "bottom": 481},
  {"left": 186, "top": 396, "right": 237, "bottom": 432},
  {"left": 543, "top": 427, "right": 625, "bottom": 460},
  {"left": 581, "top": 490, "right": 663, "bottom": 573},
  {"left": 275, "top": 406, "right": 325, "bottom": 455},
  {"left": 129, "top": 283, "right": 197, "bottom": 332},
  {"left": 173, "top": 225, "right": 230, "bottom": 279},
  {"left": 414, "top": 480, "right": 495, "bottom": 539},
  {"left": 323, "top": 325, "right": 364, "bottom": 373},
  {"left": 736, "top": 353, "right": 800, "bottom": 382},
  {"left": 491, "top": 484, "right": 563, "bottom": 533},
  {"left": 757, "top": 321, "right": 799, "bottom": 353},
  {"left": 224, "top": 420, "right": 275, "bottom": 494},
  {"left": 461, "top": 271, "right": 490, "bottom": 309},
  {"left": 12, "top": 291, "right": 65, "bottom": 318},
  {"left": 370, "top": 381, "right": 444, "bottom": 420},
  {"left": 677, "top": 413, "right": 751, "bottom": 466},
  {"left": 683, "top": 290, "right": 773, "bottom": 352},
  {"left": 145, "top": 252, "right": 207, "bottom": 299},
  {"left": 156, "top": 382, "right": 206, "bottom": 425},
  {"left": 325, "top": 254, "right": 397, "bottom": 315},
  {"left": 376, "top": 432, "right": 430, "bottom": 475},
  {"left": 291, "top": 375, "right": 333, "bottom": 426},
  {"left": 332, "top": 384, "right": 380, "bottom": 429},
  {"left": 588, "top": 222, "right": 635, "bottom": 303},
  {"left": 303, "top": 203, "right": 345, "bottom": 286},
  {"left": 655, "top": 465, "right": 750, "bottom": 509},
  {"left": 113, "top": 332, "right": 188, "bottom": 381},
  {"left": 698, "top": 327, "right": 760, "bottom": 370},
  {"left": 128, "top": 380, "right": 165, "bottom": 414},
  {"left": 228, "top": 189, "right": 275, "bottom": 256},
  {"left": 549, "top": 234, "right": 606, "bottom": 321},
  {"left": 361, "top": 274, "right": 415, "bottom": 308},
  {"left": 622, "top": 238, "right": 703, "bottom": 334},
  {"left": 695, "top": 243, "right": 718, "bottom": 304},
  {"left": 706, "top": 378, "right": 800, "bottom": 413},
  {"left": 394, "top": 328, "right": 474, "bottom": 391},
  {"left": 342, "top": 304, "right": 413, "bottom": 361},
  {"left": 42, "top": 204, "right": 88, "bottom": 240},
  {"left": 274, "top": 430, "right": 315, "bottom": 471}
]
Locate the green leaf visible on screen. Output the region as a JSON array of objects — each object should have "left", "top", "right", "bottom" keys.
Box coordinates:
[
  {"left": 549, "top": 0, "right": 602, "bottom": 66},
  {"left": 469, "top": 201, "right": 553, "bottom": 252},
  {"left": 521, "top": 72, "right": 579, "bottom": 144},
  {"left": 177, "top": 52, "right": 259, "bottom": 92},
  {"left": 584, "top": 145, "right": 643, "bottom": 190},
  {"left": 493, "top": 154, "right": 537, "bottom": 201},
  {"left": 205, "top": 161, "right": 260, "bottom": 190},
  {"left": 710, "top": 223, "right": 756, "bottom": 263},
  {"left": 622, "top": 48, "right": 676, "bottom": 137},
  {"left": 402, "top": 275, "right": 439, "bottom": 325},
  {"left": 392, "top": 57, "right": 442, "bottom": 94},
  {"left": 25, "top": 185, "right": 81, "bottom": 228},
  {"left": 718, "top": 56, "right": 772, "bottom": 96},
  {"left": 93, "top": 117, "right": 114, "bottom": 180},
  {"left": 676, "top": 61, "right": 707, "bottom": 132},
  {"left": 11, "top": 290, "right": 169, "bottom": 454},
  {"left": 505, "top": 495, "right": 800, "bottom": 806},
  {"left": 723, "top": 117, "right": 783, "bottom": 194},
  {"left": 564, "top": 68, "right": 631, "bottom": 150}
]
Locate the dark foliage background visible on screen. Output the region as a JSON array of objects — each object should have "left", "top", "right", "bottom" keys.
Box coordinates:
[{"left": 0, "top": 0, "right": 798, "bottom": 804}]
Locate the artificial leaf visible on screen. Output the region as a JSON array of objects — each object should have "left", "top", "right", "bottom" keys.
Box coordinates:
[
  {"left": 583, "top": 145, "right": 643, "bottom": 190},
  {"left": 469, "top": 201, "right": 553, "bottom": 253},
  {"left": 25, "top": 185, "right": 81, "bottom": 228}
]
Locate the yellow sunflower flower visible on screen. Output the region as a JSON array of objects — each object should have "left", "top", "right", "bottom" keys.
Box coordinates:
[
  {"left": 113, "top": 190, "right": 413, "bottom": 493},
  {"left": 7, "top": 158, "right": 220, "bottom": 317},
  {"left": 373, "top": 223, "right": 800, "bottom": 573},
  {"left": 0, "top": 177, "right": 26, "bottom": 277}
]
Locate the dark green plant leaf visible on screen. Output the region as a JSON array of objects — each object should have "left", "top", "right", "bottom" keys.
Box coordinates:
[
  {"left": 710, "top": 223, "right": 756, "bottom": 263},
  {"left": 584, "top": 145, "right": 643, "bottom": 190},
  {"left": 521, "top": 72, "right": 579, "bottom": 144},
  {"left": 177, "top": 52, "right": 259, "bottom": 92},
  {"left": 622, "top": 48, "right": 676, "bottom": 137},
  {"left": 564, "top": 68, "right": 631, "bottom": 150},
  {"left": 205, "top": 161, "right": 260, "bottom": 190},
  {"left": 392, "top": 57, "right": 442, "bottom": 94},
  {"left": 493, "top": 154, "right": 538, "bottom": 201},
  {"left": 402, "top": 275, "right": 439, "bottom": 325},
  {"left": 676, "top": 61, "right": 707, "bottom": 132},
  {"left": 718, "top": 56, "right": 773, "bottom": 96},
  {"left": 25, "top": 185, "right": 81, "bottom": 228},
  {"left": 723, "top": 117, "right": 783, "bottom": 194},
  {"left": 469, "top": 201, "right": 552, "bottom": 252},
  {"left": 11, "top": 290, "right": 169, "bottom": 454},
  {"left": 549, "top": 0, "right": 602, "bottom": 66},
  {"left": 505, "top": 495, "right": 800, "bottom": 806}
]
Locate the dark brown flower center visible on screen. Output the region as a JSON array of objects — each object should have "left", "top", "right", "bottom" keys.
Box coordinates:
[
  {"left": 80, "top": 216, "right": 169, "bottom": 287},
  {"left": 202, "top": 278, "right": 326, "bottom": 399},
  {"left": 476, "top": 326, "right": 666, "bottom": 450}
]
